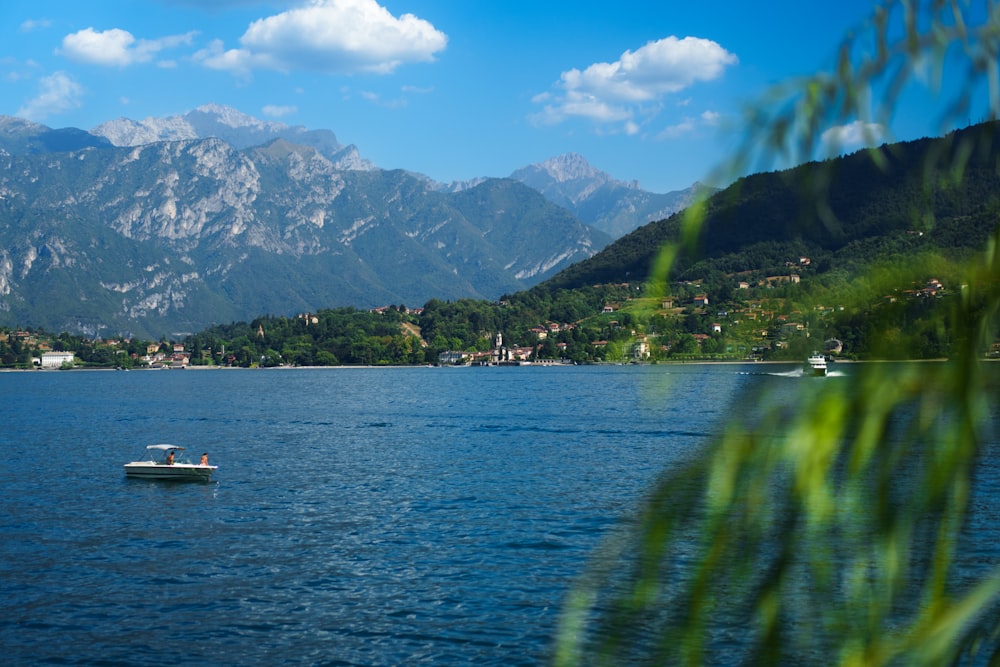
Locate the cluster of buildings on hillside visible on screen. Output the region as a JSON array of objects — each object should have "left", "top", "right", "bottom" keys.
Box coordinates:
[
  {"left": 1, "top": 330, "right": 95, "bottom": 368},
  {"left": 145, "top": 343, "right": 192, "bottom": 368},
  {"left": 32, "top": 343, "right": 194, "bottom": 369},
  {"left": 438, "top": 332, "right": 558, "bottom": 366},
  {"left": 1, "top": 330, "right": 70, "bottom": 368},
  {"left": 2, "top": 267, "right": 960, "bottom": 368},
  {"left": 0, "top": 328, "right": 194, "bottom": 369}
]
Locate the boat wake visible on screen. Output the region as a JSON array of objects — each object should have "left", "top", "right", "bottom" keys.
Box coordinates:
[
  {"left": 735, "top": 369, "right": 804, "bottom": 377},
  {"left": 737, "top": 367, "right": 847, "bottom": 378},
  {"left": 766, "top": 368, "right": 846, "bottom": 378},
  {"left": 736, "top": 368, "right": 848, "bottom": 378},
  {"left": 770, "top": 368, "right": 805, "bottom": 378}
]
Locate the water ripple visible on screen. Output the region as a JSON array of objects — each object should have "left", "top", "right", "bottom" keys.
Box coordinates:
[{"left": 4, "top": 364, "right": 961, "bottom": 666}]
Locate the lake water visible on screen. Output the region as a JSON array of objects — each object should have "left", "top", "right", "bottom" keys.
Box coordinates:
[{"left": 0, "top": 363, "right": 996, "bottom": 665}]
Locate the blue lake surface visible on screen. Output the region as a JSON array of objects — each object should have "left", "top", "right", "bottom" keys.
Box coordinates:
[{"left": 0, "top": 363, "right": 996, "bottom": 665}]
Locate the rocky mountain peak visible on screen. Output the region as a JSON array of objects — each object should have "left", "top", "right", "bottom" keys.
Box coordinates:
[
  {"left": 89, "top": 104, "right": 370, "bottom": 169},
  {"left": 92, "top": 103, "right": 320, "bottom": 143},
  {"left": 536, "top": 153, "right": 608, "bottom": 183},
  {"left": 184, "top": 104, "right": 296, "bottom": 140},
  {"left": 510, "top": 153, "right": 639, "bottom": 192},
  {"left": 191, "top": 103, "right": 271, "bottom": 129},
  {"left": 92, "top": 114, "right": 197, "bottom": 146},
  {"left": 0, "top": 116, "right": 47, "bottom": 137}
]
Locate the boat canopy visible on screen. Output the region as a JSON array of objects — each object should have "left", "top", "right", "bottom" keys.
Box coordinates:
[{"left": 147, "top": 444, "right": 184, "bottom": 451}]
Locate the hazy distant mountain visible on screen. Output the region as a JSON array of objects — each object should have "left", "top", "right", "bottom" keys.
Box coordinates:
[
  {"left": 0, "top": 118, "right": 607, "bottom": 338},
  {"left": 0, "top": 115, "right": 112, "bottom": 155},
  {"left": 433, "top": 152, "right": 705, "bottom": 239},
  {"left": 513, "top": 152, "right": 628, "bottom": 196},
  {"left": 509, "top": 153, "right": 709, "bottom": 238},
  {"left": 91, "top": 103, "right": 374, "bottom": 171}
]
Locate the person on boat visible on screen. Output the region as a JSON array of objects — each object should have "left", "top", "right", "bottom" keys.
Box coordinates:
[
  {"left": 166, "top": 450, "right": 175, "bottom": 465},
  {"left": 200, "top": 453, "right": 208, "bottom": 466}
]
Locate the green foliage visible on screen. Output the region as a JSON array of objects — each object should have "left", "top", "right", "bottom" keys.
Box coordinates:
[
  {"left": 192, "top": 307, "right": 427, "bottom": 366},
  {"left": 0, "top": 327, "right": 148, "bottom": 369},
  {"left": 555, "top": 1, "right": 1000, "bottom": 664}
]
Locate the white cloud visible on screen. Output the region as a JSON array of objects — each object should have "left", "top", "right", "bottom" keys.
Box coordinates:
[
  {"left": 2, "top": 56, "right": 41, "bottom": 83},
  {"left": 20, "top": 18, "right": 52, "bottom": 33},
  {"left": 701, "top": 110, "right": 721, "bottom": 125},
  {"left": 357, "top": 89, "right": 408, "bottom": 108},
  {"left": 262, "top": 104, "right": 297, "bottom": 118},
  {"left": 657, "top": 118, "right": 696, "bottom": 140},
  {"left": 196, "top": 0, "right": 447, "bottom": 76},
  {"left": 15, "top": 71, "right": 85, "bottom": 121},
  {"left": 534, "top": 94, "right": 632, "bottom": 126},
  {"left": 821, "top": 120, "right": 887, "bottom": 150},
  {"left": 59, "top": 28, "right": 197, "bottom": 67},
  {"left": 533, "top": 35, "right": 736, "bottom": 133},
  {"left": 653, "top": 110, "right": 723, "bottom": 140},
  {"left": 193, "top": 39, "right": 249, "bottom": 73}
]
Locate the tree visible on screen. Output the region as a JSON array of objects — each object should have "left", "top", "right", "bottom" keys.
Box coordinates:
[
  {"left": 556, "top": 2, "right": 1000, "bottom": 665},
  {"left": 671, "top": 333, "right": 698, "bottom": 356},
  {"left": 314, "top": 350, "right": 338, "bottom": 366}
]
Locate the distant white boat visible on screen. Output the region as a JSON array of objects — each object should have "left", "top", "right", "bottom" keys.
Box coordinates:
[
  {"left": 805, "top": 353, "right": 828, "bottom": 377},
  {"left": 124, "top": 444, "right": 217, "bottom": 481}
]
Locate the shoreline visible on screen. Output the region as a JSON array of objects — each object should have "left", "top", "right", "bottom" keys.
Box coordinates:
[{"left": 0, "top": 357, "right": 969, "bottom": 372}]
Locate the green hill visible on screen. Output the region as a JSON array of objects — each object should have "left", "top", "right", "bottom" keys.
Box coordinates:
[{"left": 537, "top": 121, "right": 1000, "bottom": 292}]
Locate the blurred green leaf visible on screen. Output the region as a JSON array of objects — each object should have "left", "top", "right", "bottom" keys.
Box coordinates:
[{"left": 555, "top": 1, "right": 1000, "bottom": 664}]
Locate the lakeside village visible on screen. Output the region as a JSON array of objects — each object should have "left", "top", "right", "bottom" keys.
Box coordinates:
[
  {"left": 0, "top": 327, "right": 539, "bottom": 369},
  {"left": 2, "top": 260, "right": 990, "bottom": 369},
  {"left": 3, "top": 320, "right": 561, "bottom": 369}
]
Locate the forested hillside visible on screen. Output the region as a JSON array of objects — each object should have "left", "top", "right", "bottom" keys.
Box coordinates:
[{"left": 539, "top": 121, "right": 1000, "bottom": 291}]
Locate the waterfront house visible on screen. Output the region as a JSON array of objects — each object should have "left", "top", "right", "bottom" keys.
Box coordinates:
[
  {"left": 438, "top": 351, "right": 469, "bottom": 365},
  {"left": 39, "top": 351, "right": 76, "bottom": 369}
]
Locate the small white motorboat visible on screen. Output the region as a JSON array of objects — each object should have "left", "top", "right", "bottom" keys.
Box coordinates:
[
  {"left": 124, "top": 444, "right": 217, "bottom": 481},
  {"left": 805, "top": 353, "right": 828, "bottom": 377}
]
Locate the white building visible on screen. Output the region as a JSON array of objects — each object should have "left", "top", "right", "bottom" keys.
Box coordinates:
[
  {"left": 39, "top": 351, "right": 76, "bottom": 369},
  {"left": 438, "top": 351, "right": 469, "bottom": 365}
]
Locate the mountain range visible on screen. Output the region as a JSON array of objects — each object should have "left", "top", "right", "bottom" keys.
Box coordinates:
[
  {"left": 89, "top": 105, "right": 701, "bottom": 237},
  {"left": 0, "top": 105, "right": 695, "bottom": 338},
  {"left": 91, "top": 104, "right": 374, "bottom": 172}
]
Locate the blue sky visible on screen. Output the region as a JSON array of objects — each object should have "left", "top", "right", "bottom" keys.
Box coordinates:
[{"left": 0, "top": 1, "right": 985, "bottom": 193}]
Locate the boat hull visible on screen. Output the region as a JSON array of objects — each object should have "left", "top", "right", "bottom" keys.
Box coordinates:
[
  {"left": 805, "top": 354, "right": 828, "bottom": 377},
  {"left": 124, "top": 463, "right": 216, "bottom": 480}
]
